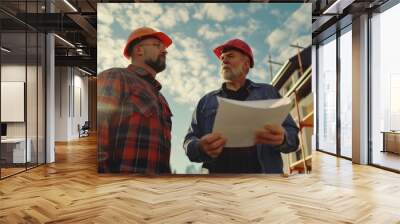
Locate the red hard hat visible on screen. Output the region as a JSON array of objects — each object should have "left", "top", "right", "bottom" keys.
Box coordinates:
[
  {"left": 213, "top": 39, "right": 254, "bottom": 68},
  {"left": 123, "top": 27, "right": 172, "bottom": 59}
]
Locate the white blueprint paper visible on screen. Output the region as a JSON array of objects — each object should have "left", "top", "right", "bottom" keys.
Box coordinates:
[{"left": 213, "top": 97, "right": 293, "bottom": 147}]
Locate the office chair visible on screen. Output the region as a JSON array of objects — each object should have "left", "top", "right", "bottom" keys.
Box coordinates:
[{"left": 79, "top": 121, "right": 90, "bottom": 138}]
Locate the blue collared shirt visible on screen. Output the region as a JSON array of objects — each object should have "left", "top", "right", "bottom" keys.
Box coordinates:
[{"left": 183, "top": 79, "right": 300, "bottom": 173}]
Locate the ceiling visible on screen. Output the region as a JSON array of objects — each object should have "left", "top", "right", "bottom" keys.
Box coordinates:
[
  {"left": 0, "top": 0, "right": 98, "bottom": 74},
  {"left": 309, "top": 0, "right": 390, "bottom": 43}
]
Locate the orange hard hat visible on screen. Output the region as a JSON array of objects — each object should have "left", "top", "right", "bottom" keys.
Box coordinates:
[
  {"left": 123, "top": 27, "right": 173, "bottom": 59},
  {"left": 213, "top": 39, "right": 254, "bottom": 68}
]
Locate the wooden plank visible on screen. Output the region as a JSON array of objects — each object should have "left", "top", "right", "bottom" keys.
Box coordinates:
[{"left": 300, "top": 111, "right": 314, "bottom": 128}]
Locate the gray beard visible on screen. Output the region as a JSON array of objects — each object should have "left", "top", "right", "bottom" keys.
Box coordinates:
[{"left": 221, "top": 66, "right": 242, "bottom": 81}]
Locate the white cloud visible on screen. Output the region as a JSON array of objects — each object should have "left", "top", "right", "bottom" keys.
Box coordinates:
[
  {"left": 197, "top": 24, "right": 223, "bottom": 40},
  {"left": 287, "top": 6, "right": 310, "bottom": 32},
  {"left": 270, "top": 9, "right": 281, "bottom": 18},
  {"left": 158, "top": 8, "right": 178, "bottom": 29},
  {"left": 97, "top": 4, "right": 114, "bottom": 25},
  {"left": 237, "top": 11, "right": 247, "bottom": 19},
  {"left": 225, "top": 18, "right": 261, "bottom": 39},
  {"left": 105, "top": 3, "right": 123, "bottom": 12},
  {"left": 177, "top": 7, "right": 190, "bottom": 23},
  {"left": 266, "top": 29, "right": 287, "bottom": 47},
  {"left": 250, "top": 66, "right": 270, "bottom": 83},
  {"left": 275, "top": 34, "right": 310, "bottom": 63},
  {"left": 97, "top": 23, "right": 128, "bottom": 72},
  {"left": 155, "top": 6, "right": 189, "bottom": 29},
  {"left": 156, "top": 33, "right": 221, "bottom": 105},
  {"left": 106, "top": 3, "right": 191, "bottom": 32},
  {"left": 248, "top": 4, "right": 263, "bottom": 13},
  {"left": 193, "top": 3, "right": 234, "bottom": 22},
  {"left": 247, "top": 18, "right": 261, "bottom": 33},
  {"left": 264, "top": 4, "right": 311, "bottom": 63},
  {"left": 138, "top": 3, "right": 164, "bottom": 18}
]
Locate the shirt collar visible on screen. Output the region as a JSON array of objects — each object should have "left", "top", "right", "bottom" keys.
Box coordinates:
[
  {"left": 127, "top": 63, "right": 162, "bottom": 91},
  {"left": 131, "top": 61, "right": 157, "bottom": 77}
]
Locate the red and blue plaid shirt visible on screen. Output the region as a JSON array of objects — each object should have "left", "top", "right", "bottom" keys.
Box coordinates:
[{"left": 97, "top": 64, "right": 172, "bottom": 173}]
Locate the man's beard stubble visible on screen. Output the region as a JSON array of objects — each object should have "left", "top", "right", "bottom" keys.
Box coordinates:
[{"left": 145, "top": 54, "right": 166, "bottom": 73}]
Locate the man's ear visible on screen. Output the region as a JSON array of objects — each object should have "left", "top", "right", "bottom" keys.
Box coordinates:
[
  {"left": 243, "top": 57, "right": 251, "bottom": 75},
  {"left": 241, "top": 54, "right": 250, "bottom": 69},
  {"left": 245, "top": 57, "right": 251, "bottom": 70}
]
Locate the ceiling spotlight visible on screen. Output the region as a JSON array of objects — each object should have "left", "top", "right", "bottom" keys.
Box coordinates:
[{"left": 76, "top": 48, "right": 86, "bottom": 55}]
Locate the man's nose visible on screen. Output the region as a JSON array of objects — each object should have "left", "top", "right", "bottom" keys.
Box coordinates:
[{"left": 221, "top": 56, "right": 229, "bottom": 64}]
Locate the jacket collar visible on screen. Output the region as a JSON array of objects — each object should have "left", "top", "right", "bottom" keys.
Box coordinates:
[{"left": 211, "top": 79, "right": 262, "bottom": 95}]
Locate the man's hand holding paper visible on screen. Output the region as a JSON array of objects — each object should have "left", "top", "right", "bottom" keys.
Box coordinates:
[
  {"left": 199, "top": 133, "right": 227, "bottom": 158},
  {"left": 212, "top": 97, "right": 292, "bottom": 148},
  {"left": 255, "top": 124, "right": 285, "bottom": 146}
]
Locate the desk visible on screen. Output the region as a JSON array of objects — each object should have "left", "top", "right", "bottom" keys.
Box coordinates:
[
  {"left": 1, "top": 138, "right": 31, "bottom": 163},
  {"left": 381, "top": 131, "right": 400, "bottom": 154}
]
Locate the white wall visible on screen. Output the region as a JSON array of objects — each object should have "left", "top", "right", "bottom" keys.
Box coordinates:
[
  {"left": 55, "top": 67, "right": 69, "bottom": 141},
  {"left": 54, "top": 67, "right": 89, "bottom": 141},
  {"left": 1, "top": 66, "right": 26, "bottom": 132},
  {"left": 1, "top": 65, "right": 32, "bottom": 138},
  {"left": 73, "top": 70, "right": 89, "bottom": 139},
  {"left": 1, "top": 65, "right": 26, "bottom": 81}
]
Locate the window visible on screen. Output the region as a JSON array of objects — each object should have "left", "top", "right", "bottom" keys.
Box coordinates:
[
  {"left": 339, "top": 26, "right": 352, "bottom": 158},
  {"left": 0, "top": 1, "right": 47, "bottom": 179},
  {"left": 317, "top": 35, "right": 337, "bottom": 154},
  {"left": 370, "top": 2, "right": 400, "bottom": 171}
]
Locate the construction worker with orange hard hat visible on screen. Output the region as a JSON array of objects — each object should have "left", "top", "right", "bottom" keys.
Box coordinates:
[{"left": 98, "top": 27, "right": 173, "bottom": 174}]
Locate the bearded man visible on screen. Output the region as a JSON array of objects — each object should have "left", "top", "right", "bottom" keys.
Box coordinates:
[
  {"left": 98, "top": 27, "right": 173, "bottom": 173},
  {"left": 183, "top": 39, "right": 299, "bottom": 173}
]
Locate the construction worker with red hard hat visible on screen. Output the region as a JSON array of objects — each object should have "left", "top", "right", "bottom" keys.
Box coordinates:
[
  {"left": 98, "top": 27, "right": 173, "bottom": 174},
  {"left": 184, "top": 38, "right": 300, "bottom": 174}
]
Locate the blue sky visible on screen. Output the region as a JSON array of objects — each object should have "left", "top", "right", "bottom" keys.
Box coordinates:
[{"left": 97, "top": 3, "right": 311, "bottom": 173}]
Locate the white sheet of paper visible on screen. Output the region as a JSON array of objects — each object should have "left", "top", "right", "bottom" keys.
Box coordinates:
[{"left": 212, "top": 97, "right": 293, "bottom": 147}]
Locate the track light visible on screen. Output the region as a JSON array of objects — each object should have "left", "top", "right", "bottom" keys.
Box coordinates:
[
  {"left": 78, "top": 67, "right": 93, "bottom": 76},
  {"left": 1, "top": 47, "right": 11, "bottom": 53},
  {"left": 63, "top": 0, "right": 78, "bottom": 12},
  {"left": 54, "top": 34, "right": 75, "bottom": 48},
  {"left": 322, "top": 0, "right": 355, "bottom": 15}
]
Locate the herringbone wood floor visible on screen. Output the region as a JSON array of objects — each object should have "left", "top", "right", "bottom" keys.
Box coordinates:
[{"left": 1, "top": 134, "right": 400, "bottom": 223}]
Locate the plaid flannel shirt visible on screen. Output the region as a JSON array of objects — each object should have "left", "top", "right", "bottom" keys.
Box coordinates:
[{"left": 97, "top": 64, "right": 172, "bottom": 173}]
